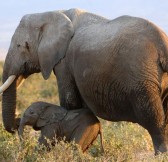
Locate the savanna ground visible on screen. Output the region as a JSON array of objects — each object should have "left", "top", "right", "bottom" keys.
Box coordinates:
[{"left": 0, "top": 61, "right": 168, "bottom": 162}]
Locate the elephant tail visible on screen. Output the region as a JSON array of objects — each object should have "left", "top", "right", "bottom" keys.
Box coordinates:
[
  {"left": 99, "top": 124, "right": 105, "bottom": 153},
  {"left": 162, "top": 92, "right": 168, "bottom": 125}
]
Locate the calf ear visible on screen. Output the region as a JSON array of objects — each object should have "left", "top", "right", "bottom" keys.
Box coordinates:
[
  {"left": 36, "top": 117, "right": 49, "bottom": 128},
  {"left": 36, "top": 106, "right": 67, "bottom": 127},
  {"left": 64, "top": 112, "right": 79, "bottom": 121}
]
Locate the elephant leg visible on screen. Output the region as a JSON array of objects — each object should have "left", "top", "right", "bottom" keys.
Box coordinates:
[
  {"left": 131, "top": 86, "right": 168, "bottom": 154},
  {"left": 54, "top": 63, "right": 83, "bottom": 110}
]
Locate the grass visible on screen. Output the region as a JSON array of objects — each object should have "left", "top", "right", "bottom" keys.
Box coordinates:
[{"left": 0, "top": 61, "right": 168, "bottom": 161}]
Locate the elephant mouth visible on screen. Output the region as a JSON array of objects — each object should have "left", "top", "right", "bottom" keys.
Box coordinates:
[
  {"left": 22, "top": 61, "right": 41, "bottom": 77},
  {"left": 22, "top": 62, "right": 29, "bottom": 77}
]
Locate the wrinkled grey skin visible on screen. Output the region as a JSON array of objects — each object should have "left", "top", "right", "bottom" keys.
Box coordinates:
[
  {"left": 18, "top": 101, "right": 104, "bottom": 152},
  {"left": 2, "top": 8, "right": 168, "bottom": 154}
]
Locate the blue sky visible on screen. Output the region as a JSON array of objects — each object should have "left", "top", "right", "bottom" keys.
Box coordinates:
[{"left": 0, "top": 0, "right": 168, "bottom": 60}]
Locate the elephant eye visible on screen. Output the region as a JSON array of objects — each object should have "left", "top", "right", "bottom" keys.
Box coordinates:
[
  {"left": 25, "top": 42, "right": 30, "bottom": 52},
  {"left": 17, "top": 44, "right": 21, "bottom": 48},
  {"left": 30, "top": 110, "right": 34, "bottom": 114}
]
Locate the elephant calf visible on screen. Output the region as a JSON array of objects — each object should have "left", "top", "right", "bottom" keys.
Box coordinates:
[{"left": 18, "top": 101, "right": 104, "bottom": 152}]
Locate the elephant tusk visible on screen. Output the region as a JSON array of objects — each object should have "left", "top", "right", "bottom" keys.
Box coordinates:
[
  {"left": 16, "top": 75, "right": 25, "bottom": 89},
  {"left": 0, "top": 75, "right": 16, "bottom": 94}
]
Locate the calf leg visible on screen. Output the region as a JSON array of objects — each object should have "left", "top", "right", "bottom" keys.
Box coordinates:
[
  {"left": 38, "top": 135, "right": 51, "bottom": 151},
  {"left": 73, "top": 123, "right": 100, "bottom": 152}
]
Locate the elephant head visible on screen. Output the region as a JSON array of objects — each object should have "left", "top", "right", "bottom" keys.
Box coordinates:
[
  {"left": 18, "top": 101, "right": 67, "bottom": 139},
  {"left": 0, "top": 11, "right": 74, "bottom": 133}
]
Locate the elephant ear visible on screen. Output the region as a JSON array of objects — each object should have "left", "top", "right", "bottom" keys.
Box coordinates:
[
  {"left": 36, "top": 106, "right": 67, "bottom": 127},
  {"left": 64, "top": 109, "right": 80, "bottom": 121},
  {"left": 38, "top": 12, "right": 74, "bottom": 80}
]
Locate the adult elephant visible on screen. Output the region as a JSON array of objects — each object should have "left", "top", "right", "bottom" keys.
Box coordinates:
[{"left": 1, "top": 8, "right": 168, "bottom": 154}]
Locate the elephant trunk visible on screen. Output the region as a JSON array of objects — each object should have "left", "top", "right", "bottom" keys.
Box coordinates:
[
  {"left": 18, "top": 119, "right": 25, "bottom": 141},
  {"left": 2, "top": 68, "right": 17, "bottom": 133}
]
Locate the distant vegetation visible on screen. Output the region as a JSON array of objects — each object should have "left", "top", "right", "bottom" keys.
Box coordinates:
[{"left": 0, "top": 61, "right": 168, "bottom": 161}]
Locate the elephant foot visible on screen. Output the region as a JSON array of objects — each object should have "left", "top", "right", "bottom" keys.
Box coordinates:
[
  {"left": 154, "top": 143, "right": 168, "bottom": 155},
  {"left": 151, "top": 134, "right": 168, "bottom": 155}
]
